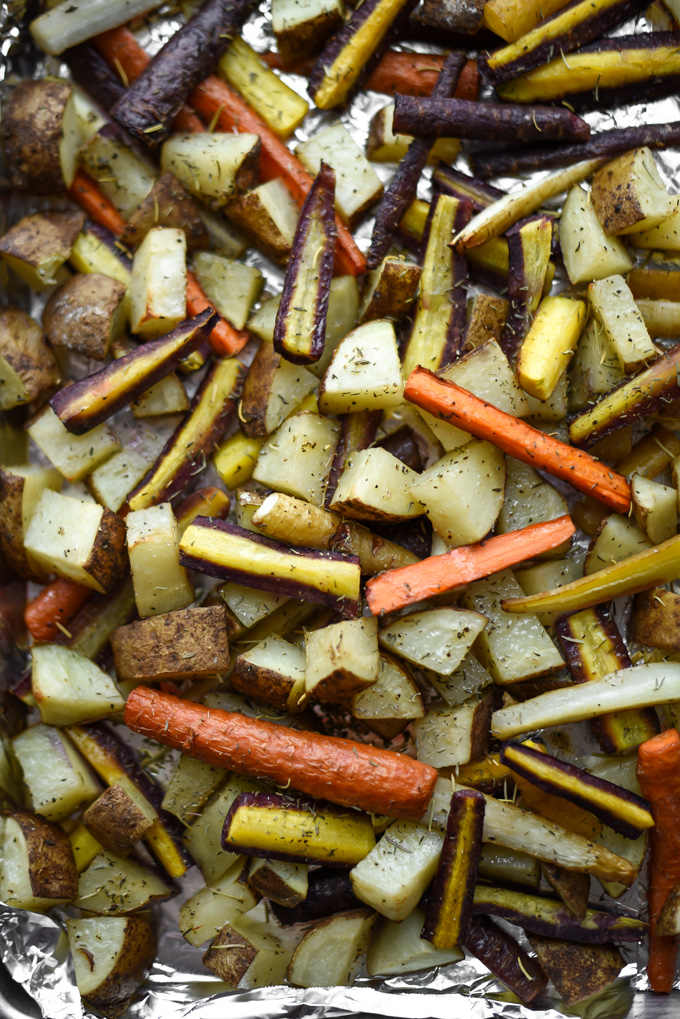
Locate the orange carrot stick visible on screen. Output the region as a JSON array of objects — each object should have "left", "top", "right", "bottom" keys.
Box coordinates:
[
  {"left": 365, "top": 514, "right": 575, "bottom": 616},
  {"left": 124, "top": 685, "right": 437, "bottom": 819},
  {"left": 25, "top": 578, "right": 92, "bottom": 642},
  {"left": 637, "top": 728, "right": 680, "bottom": 993},
  {"left": 404, "top": 367, "right": 631, "bottom": 514},
  {"left": 69, "top": 167, "right": 248, "bottom": 356},
  {"left": 68, "top": 168, "right": 127, "bottom": 236},
  {"left": 93, "top": 27, "right": 366, "bottom": 277}
]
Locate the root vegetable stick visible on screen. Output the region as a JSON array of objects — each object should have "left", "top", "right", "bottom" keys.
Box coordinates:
[
  {"left": 365, "top": 516, "right": 575, "bottom": 616},
  {"left": 24, "top": 578, "right": 91, "bottom": 642},
  {"left": 404, "top": 368, "right": 631, "bottom": 512},
  {"left": 392, "top": 96, "right": 591, "bottom": 143},
  {"left": 124, "top": 687, "right": 438, "bottom": 820},
  {"left": 637, "top": 729, "right": 680, "bottom": 993},
  {"left": 94, "top": 27, "right": 365, "bottom": 277}
]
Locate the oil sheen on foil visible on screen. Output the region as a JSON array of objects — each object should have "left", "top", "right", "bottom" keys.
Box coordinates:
[{"left": 0, "top": 1, "right": 672, "bottom": 1016}]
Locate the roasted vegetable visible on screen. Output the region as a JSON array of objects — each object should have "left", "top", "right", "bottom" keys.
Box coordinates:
[{"left": 393, "top": 95, "right": 591, "bottom": 143}]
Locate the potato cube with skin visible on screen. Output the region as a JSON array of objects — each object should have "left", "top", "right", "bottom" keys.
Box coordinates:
[
  {"left": 231, "top": 636, "right": 306, "bottom": 713},
  {"left": 240, "top": 342, "right": 317, "bottom": 438},
  {"left": 87, "top": 447, "right": 157, "bottom": 513},
  {"left": 0, "top": 306, "right": 60, "bottom": 409},
  {"left": 24, "top": 489, "right": 126, "bottom": 593},
  {"left": 296, "top": 123, "right": 384, "bottom": 227},
  {"left": 82, "top": 776, "right": 158, "bottom": 856},
  {"left": 0, "top": 465, "right": 62, "bottom": 579},
  {"left": 367, "top": 906, "right": 463, "bottom": 976},
  {"left": 12, "top": 724, "right": 100, "bottom": 823},
  {"left": 179, "top": 862, "right": 258, "bottom": 947},
  {"left": 632, "top": 474, "right": 677, "bottom": 545},
  {"left": 352, "top": 653, "right": 425, "bottom": 739},
  {"left": 591, "top": 148, "right": 676, "bottom": 236},
  {"left": 271, "top": 0, "right": 344, "bottom": 63},
  {"left": 226, "top": 179, "right": 300, "bottom": 263},
  {"left": 161, "top": 133, "right": 261, "bottom": 207},
  {"left": 202, "top": 909, "right": 292, "bottom": 988},
  {"left": 111, "top": 606, "right": 229, "bottom": 683},
  {"left": 351, "top": 820, "right": 443, "bottom": 921},
  {"left": 31, "top": 643, "right": 124, "bottom": 726},
  {"left": 413, "top": 693, "right": 492, "bottom": 770},
  {"left": 588, "top": 275, "right": 657, "bottom": 373},
  {"left": 253, "top": 413, "right": 340, "bottom": 508},
  {"left": 43, "top": 273, "right": 127, "bottom": 360},
  {"left": 410, "top": 440, "right": 506, "bottom": 546},
  {"left": 462, "top": 569, "right": 564, "bottom": 685},
  {"left": 66, "top": 917, "right": 157, "bottom": 1018},
  {"left": 28, "top": 406, "right": 120, "bottom": 483},
  {"left": 1, "top": 811, "right": 78, "bottom": 910},
  {"left": 560, "top": 186, "right": 633, "bottom": 285},
  {"left": 629, "top": 196, "right": 680, "bottom": 251},
  {"left": 632, "top": 588, "right": 680, "bottom": 650},
  {"left": 378, "top": 607, "right": 487, "bottom": 676},
  {"left": 329, "top": 447, "right": 424, "bottom": 522},
  {"left": 0, "top": 209, "right": 84, "bottom": 290},
  {"left": 248, "top": 858, "right": 308, "bottom": 907},
  {"left": 126, "top": 503, "right": 193, "bottom": 618},
  {"left": 305, "top": 618, "right": 379, "bottom": 702},
  {"left": 359, "top": 256, "right": 421, "bottom": 324},
  {"left": 287, "top": 909, "right": 376, "bottom": 988},
  {"left": 128, "top": 227, "right": 187, "bottom": 339},
  {"left": 318, "top": 320, "right": 404, "bottom": 414},
  {"left": 192, "top": 251, "right": 263, "bottom": 331}
]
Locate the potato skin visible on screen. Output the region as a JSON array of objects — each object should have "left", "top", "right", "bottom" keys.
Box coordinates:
[
  {"left": 0, "top": 209, "right": 85, "bottom": 272},
  {"left": 85, "top": 508, "right": 128, "bottom": 594},
  {"left": 111, "top": 606, "right": 230, "bottom": 682},
  {"left": 0, "top": 305, "right": 61, "bottom": 407},
  {"left": 0, "top": 469, "right": 38, "bottom": 579},
  {"left": 121, "top": 172, "right": 210, "bottom": 253},
  {"left": 202, "top": 925, "right": 257, "bottom": 985},
  {"left": 631, "top": 587, "right": 680, "bottom": 650},
  {"left": 10, "top": 809, "right": 78, "bottom": 900},
  {"left": 2, "top": 81, "right": 71, "bottom": 194},
  {"left": 82, "top": 786, "right": 152, "bottom": 856},
  {"left": 84, "top": 917, "right": 157, "bottom": 1016},
  {"left": 43, "top": 274, "right": 127, "bottom": 361},
  {"left": 240, "top": 342, "right": 281, "bottom": 438}
]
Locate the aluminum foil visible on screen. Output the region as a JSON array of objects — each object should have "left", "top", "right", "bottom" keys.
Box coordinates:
[{"left": 0, "top": 1, "right": 677, "bottom": 1016}]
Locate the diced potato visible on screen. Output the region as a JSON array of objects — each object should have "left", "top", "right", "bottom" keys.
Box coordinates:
[
  {"left": 329, "top": 447, "right": 424, "bottom": 522},
  {"left": 351, "top": 820, "right": 443, "bottom": 921},
  {"left": 66, "top": 916, "right": 156, "bottom": 1017},
  {"left": 287, "top": 909, "right": 375, "bottom": 988},
  {"left": 12, "top": 724, "right": 99, "bottom": 823},
  {"left": 584, "top": 513, "right": 651, "bottom": 576},
  {"left": 359, "top": 256, "right": 421, "bottom": 324},
  {"left": 31, "top": 643, "right": 124, "bottom": 725},
  {"left": 415, "top": 340, "right": 529, "bottom": 450},
  {"left": 126, "top": 503, "right": 193, "bottom": 617},
  {"left": 192, "top": 251, "right": 263, "bottom": 331},
  {"left": 218, "top": 581, "right": 289, "bottom": 628},
  {"left": 161, "top": 133, "right": 260, "bottom": 206},
  {"left": 0, "top": 464, "right": 62, "bottom": 579},
  {"left": 305, "top": 617, "right": 379, "bottom": 702},
  {"left": 79, "top": 130, "right": 156, "bottom": 220},
  {"left": 318, "top": 319, "right": 404, "bottom": 414},
  {"left": 591, "top": 148, "right": 676, "bottom": 235},
  {"left": 184, "top": 775, "right": 264, "bottom": 884},
  {"left": 248, "top": 858, "right": 308, "bottom": 907},
  {"left": 128, "top": 227, "right": 187, "bottom": 339},
  {"left": 24, "top": 489, "right": 126, "bottom": 593},
  {"left": 87, "top": 445, "right": 158, "bottom": 513},
  {"left": 241, "top": 342, "right": 317, "bottom": 437},
  {"left": 253, "top": 412, "right": 339, "bottom": 507},
  {"left": 28, "top": 406, "right": 120, "bottom": 483},
  {"left": 2, "top": 812, "right": 77, "bottom": 910},
  {"left": 629, "top": 195, "right": 680, "bottom": 251},
  {"left": 82, "top": 776, "right": 158, "bottom": 856},
  {"left": 352, "top": 653, "right": 425, "bottom": 739},
  {"left": 296, "top": 122, "right": 383, "bottom": 226},
  {"left": 75, "top": 849, "right": 173, "bottom": 914},
  {"left": 414, "top": 693, "right": 492, "bottom": 769},
  {"left": 588, "top": 275, "right": 657, "bottom": 373},
  {"left": 180, "top": 860, "right": 257, "bottom": 947},
  {"left": 568, "top": 316, "right": 624, "bottom": 411},
  {"left": 111, "top": 606, "right": 230, "bottom": 683},
  {"left": 631, "top": 588, "right": 680, "bottom": 651},
  {"left": 410, "top": 440, "right": 506, "bottom": 546},
  {"left": 0, "top": 209, "right": 84, "bottom": 290},
  {"left": 231, "top": 636, "right": 306, "bottom": 712},
  {"left": 496, "top": 458, "right": 570, "bottom": 557},
  {"left": 560, "top": 185, "right": 633, "bottom": 284},
  {"left": 424, "top": 653, "right": 493, "bottom": 707},
  {"left": 271, "top": 0, "right": 344, "bottom": 63},
  {"left": 0, "top": 306, "right": 60, "bottom": 410},
  {"left": 366, "top": 103, "right": 460, "bottom": 165},
  {"left": 162, "top": 756, "right": 227, "bottom": 827},
  {"left": 462, "top": 570, "right": 564, "bottom": 685},
  {"left": 464, "top": 294, "right": 509, "bottom": 350},
  {"left": 367, "top": 906, "right": 463, "bottom": 976},
  {"left": 378, "top": 607, "right": 487, "bottom": 676},
  {"left": 226, "top": 179, "right": 300, "bottom": 263},
  {"left": 202, "top": 908, "right": 293, "bottom": 988},
  {"left": 631, "top": 474, "right": 677, "bottom": 545},
  {"left": 515, "top": 557, "right": 584, "bottom": 626}
]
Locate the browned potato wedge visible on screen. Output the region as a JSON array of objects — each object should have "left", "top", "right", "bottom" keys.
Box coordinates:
[
  {"left": 526, "top": 934, "right": 623, "bottom": 1006},
  {"left": 631, "top": 473, "right": 677, "bottom": 544},
  {"left": 75, "top": 849, "right": 174, "bottom": 915},
  {"left": 352, "top": 652, "right": 424, "bottom": 739},
  {"left": 121, "top": 171, "right": 210, "bottom": 253},
  {"left": 304, "top": 617, "right": 379, "bottom": 702},
  {"left": 226, "top": 179, "right": 300, "bottom": 263},
  {"left": 0, "top": 465, "right": 61, "bottom": 579},
  {"left": 631, "top": 587, "right": 680, "bottom": 650},
  {"left": 43, "top": 273, "right": 127, "bottom": 361},
  {"left": 82, "top": 777, "right": 158, "bottom": 856},
  {"left": 0, "top": 209, "right": 85, "bottom": 290},
  {"left": 287, "top": 909, "right": 376, "bottom": 987},
  {"left": 272, "top": 0, "right": 344, "bottom": 64},
  {"left": 67, "top": 916, "right": 157, "bottom": 1017},
  {"left": 111, "top": 606, "right": 230, "bottom": 682},
  {"left": 413, "top": 692, "right": 493, "bottom": 770},
  {"left": 240, "top": 342, "right": 317, "bottom": 438},
  {"left": 1, "top": 810, "right": 78, "bottom": 909},
  {"left": 464, "top": 293, "right": 509, "bottom": 349},
  {"left": 0, "top": 306, "right": 60, "bottom": 410},
  {"left": 359, "top": 256, "right": 421, "bottom": 324},
  {"left": 202, "top": 911, "right": 292, "bottom": 988},
  {"left": 591, "top": 148, "right": 676, "bottom": 236},
  {"left": 247, "top": 858, "right": 308, "bottom": 907},
  {"left": 3, "top": 80, "right": 73, "bottom": 194},
  {"left": 231, "top": 635, "right": 306, "bottom": 713}
]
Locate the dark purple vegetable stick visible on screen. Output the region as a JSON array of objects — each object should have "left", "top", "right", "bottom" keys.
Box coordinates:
[
  {"left": 500, "top": 214, "right": 552, "bottom": 363},
  {"left": 367, "top": 51, "right": 465, "bottom": 269},
  {"left": 63, "top": 43, "right": 126, "bottom": 110},
  {"left": 325, "top": 410, "right": 381, "bottom": 509},
  {"left": 110, "top": 0, "right": 258, "bottom": 149},
  {"left": 271, "top": 868, "right": 361, "bottom": 925},
  {"left": 464, "top": 916, "right": 548, "bottom": 1003},
  {"left": 274, "top": 162, "right": 336, "bottom": 365},
  {"left": 473, "top": 122, "right": 680, "bottom": 179},
  {"left": 431, "top": 163, "right": 505, "bottom": 211},
  {"left": 392, "top": 95, "right": 591, "bottom": 143}
]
